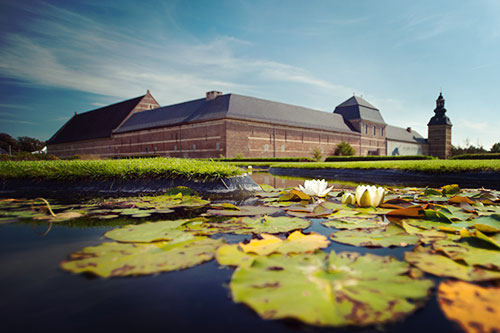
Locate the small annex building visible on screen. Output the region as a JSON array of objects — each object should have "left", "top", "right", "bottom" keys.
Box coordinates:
[{"left": 47, "top": 90, "right": 434, "bottom": 159}]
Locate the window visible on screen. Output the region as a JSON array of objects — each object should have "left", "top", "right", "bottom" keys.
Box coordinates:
[
  {"left": 381, "top": 128, "right": 384, "bottom": 136},
  {"left": 154, "top": 146, "right": 157, "bottom": 153},
  {"left": 193, "top": 144, "right": 196, "bottom": 151},
  {"left": 174, "top": 145, "right": 177, "bottom": 151},
  {"left": 281, "top": 145, "right": 285, "bottom": 152},
  {"left": 264, "top": 144, "right": 269, "bottom": 151},
  {"left": 145, "top": 147, "right": 149, "bottom": 153},
  {"left": 373, "top": 126, "right": 376, "bottom": 136},
  {"left": 216, "top": 142, "right": 220, "bottom": 150},
  {"left": 364, "top": 124, "right": 368, "bottom": 134}
]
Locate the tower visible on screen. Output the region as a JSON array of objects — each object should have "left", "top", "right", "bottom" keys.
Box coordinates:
[{"left": 427, "top": 93, "right": 452, "bottom": 159}]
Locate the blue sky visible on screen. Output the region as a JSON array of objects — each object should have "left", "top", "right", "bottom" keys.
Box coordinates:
[{"left": 1, "top": 0, "right": 499, "bottom": 149}]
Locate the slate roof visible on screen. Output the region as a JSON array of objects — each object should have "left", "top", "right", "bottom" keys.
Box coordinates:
[
  {"left": 47, "top": 95, "right": 145, "bottom": 144},
  {"left": 114, "top": 94, "right": 354, "bottom": 134},
  {"left": 333, "top": 96, "right": 386, "bottom": 124},
  {"left": 385, "top": 125, "right": 426, "bottom": 144}
]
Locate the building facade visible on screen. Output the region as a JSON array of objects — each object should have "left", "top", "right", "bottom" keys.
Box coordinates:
[{"left": 47, "top": 90, "right": 444, "bottom": 159}]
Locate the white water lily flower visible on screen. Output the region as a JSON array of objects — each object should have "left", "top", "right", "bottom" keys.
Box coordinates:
[
  {"left": 355, "top": 185, "right": 385, "bottom": 207},
  {"left": 298, "top": 179, "right": 333, "bottom": 197},
  {"left": 341, "top": 192, "right": 356, "bottom": 205}
]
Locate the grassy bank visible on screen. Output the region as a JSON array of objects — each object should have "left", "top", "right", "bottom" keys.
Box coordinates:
[
  {"left": 0, "top": 158, "right": 242, "bottom": 181},
  {"left": 269, "top": 159, "right": 500, "bottom": 173}
]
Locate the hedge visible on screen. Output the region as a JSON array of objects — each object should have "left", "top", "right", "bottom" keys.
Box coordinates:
[
  {"left": 324, "top": 155, "right": 435, "bottom": 162},
  {"left": 214, "top": 157, "right": 314, "bottom": 162},
  {"left": 450, "top": 153, "right": 500, "bottom": 160}
]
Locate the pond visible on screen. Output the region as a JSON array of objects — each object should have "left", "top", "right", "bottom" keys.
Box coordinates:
[{"left": 1, "top": 173, "right": 498, "bottom": 332}]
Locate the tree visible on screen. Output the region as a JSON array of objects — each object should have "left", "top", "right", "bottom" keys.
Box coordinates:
[
  {"left": 17, "top": 136, "right": 45, "bottom": 152},
  {"left": 0, "top": 133, "right": 18, "bottom": 154},
  {"left": 491, "top": 143, "right": 500, "bottom": 153},
  {"left": 334, "top": 141, "right": 355, "bottom": 156}
]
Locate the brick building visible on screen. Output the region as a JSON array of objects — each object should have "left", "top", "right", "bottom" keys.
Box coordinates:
[{"left": 47, "top": 90, "right": 440, "bottom": 159}]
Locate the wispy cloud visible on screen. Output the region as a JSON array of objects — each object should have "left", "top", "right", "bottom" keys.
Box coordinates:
[
  {"left": 0, "top": 118, "right": 36, "bottom": 125},
  {"left": 0, "top": 2, "right": 350, "bottom": 107},
  {"left": 0, "top": 104, "right": 29, "bottom": 110}
]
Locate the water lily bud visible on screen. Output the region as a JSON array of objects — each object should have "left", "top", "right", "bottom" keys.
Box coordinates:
[
  {"left": 355, "top": 185, "right": 385, "bottom": 207},
  {"left": 341, "top": 193, "right": 356, "bottom": 205}
]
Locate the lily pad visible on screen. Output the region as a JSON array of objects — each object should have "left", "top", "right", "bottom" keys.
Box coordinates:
[
  {"left": 401, "top": 222, "right": 451, "bottom": 244},
  {"left": 229, "top": 251, "right": 433, "bottom": 327},
  {"left": 433, "top": 239, "right": 500, "bottom": 271},
  {"left": 104, "top": 220, "right": 194, "bottom": 243},
  {"left": 216, "top": 231, "right": 329, "bottom": 266},
  {"left": 60, "top": 237, "right": 224, "bottom": 277},
  {"left": 322, "top": 216, "right": 387, "bottom": 230},
  {"left": 330, "top": 224, "right": 419, "bottom": 248},
  {"left": 473, "top": 214, "right": 500, "bottom": 233},
  {"left": 206, "top": 205, "right": 280, "bottom": 217},
  {"left": 437, "top": 280, "right": 500, "bottom": 333},
  {"left": 404, "top": 245, "right": 500, "bottom": 281}
]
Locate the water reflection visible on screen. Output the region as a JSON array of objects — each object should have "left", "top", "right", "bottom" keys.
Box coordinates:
[{"left": 250, "top": 171, "right": 362, "bottom": 190}]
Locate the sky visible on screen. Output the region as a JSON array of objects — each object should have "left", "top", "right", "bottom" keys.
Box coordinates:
[{"left": 0, "top": 0, "right": 499, "bottom": 149}]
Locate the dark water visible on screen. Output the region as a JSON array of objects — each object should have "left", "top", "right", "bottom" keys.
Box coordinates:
[
  {"left": 0, "top": 215, "right": 460, "bottom": 333},
  {"left": 0, "top": 172, "right": 464, "bottom": 332}
]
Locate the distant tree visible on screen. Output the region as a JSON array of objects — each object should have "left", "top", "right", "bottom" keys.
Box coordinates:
[
  {"left": 17, "top": 136, "right": 45, "bottom": 152},
  {"left": 0, "top": 133, "right": 18, "bottom": 154},
  {"left": 491, "top": 142, "right": 500, "bottom": 153},
  {"left": 334, "top": 141, "right": 355, "bottom": 156},
  {"left": 450, "top": 143, "right": 487, "bottom": 157}
]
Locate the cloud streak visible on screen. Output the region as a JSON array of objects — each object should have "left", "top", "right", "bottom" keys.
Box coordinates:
[{"left": 0, "top": 2, "right": 350, "bottom": 107}]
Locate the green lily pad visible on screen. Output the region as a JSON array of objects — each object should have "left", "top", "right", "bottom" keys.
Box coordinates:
[
  {"left": 60, "top": 237, "right": 224, "bottom": 277},
  {"left": 229, "top": 251, "right": 433, "bottom": 327},
  {"left": 104, "top": 220, "right": 194, "bottom": 243},
  {"left": 322, "top": 216, "right": 387, "bottom": 230},
  {"left": 206, "top": 205, "right": 280, "bottom": 217},
  {"left": 433, "top": 239, "right": 500, "bottom": 271},
  {"left": 401, "top": 221, "right": 452, "bottom": 244},
  {"left": 330, "top": 224, "right": 419, "bottom": 248},
  {"left": 405, "top": 245, "right": 500, "bottom": 281},
  {"left": 473, "top": 214, "right": 500, "bottom": 233},
  {"left": 259, "top": 184, "right": 277, "bottom": 192}
]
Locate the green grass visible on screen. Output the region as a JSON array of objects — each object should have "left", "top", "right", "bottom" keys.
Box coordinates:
[
  {"left": 0, "top": 158, "right": 242, "bottom": 181},
  {"left": 269, "top": 160, "right": 500, "bottom": 173},
  {"left": 225, "top": 161, "right": 277, "bottom": 168}
]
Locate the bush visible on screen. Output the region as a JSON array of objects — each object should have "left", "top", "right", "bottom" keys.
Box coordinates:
[
  {"left": 449, "top": 153, "right": 500, "bottom": 160},
  {"left": 69, "top": 154, "right": 101, "bottom": 160},
  {"left": 324, "top": 155, "right": 435, "bottom": 162},
  {"left": 0, "top": 153, "right": 59, "bottom": 161},
  {"left": 214, "top": 157, "right": 314, "bottom": 162},
  {"left": 334, "top": 141, "right": 355, "bottom": 156},
  {"left": 311, "top": 148, "right": 323, "bottom": 162}
]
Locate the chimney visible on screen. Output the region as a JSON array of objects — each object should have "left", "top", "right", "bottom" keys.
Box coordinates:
[
  {"left": 406, "top": 127, "right": 412, "bottom": 133},
  {"left": 206, "top": 91, "right": 222, "bottom": 101},
  {"left": 147, "top": 89, "right": 150, "bottom": 94}
]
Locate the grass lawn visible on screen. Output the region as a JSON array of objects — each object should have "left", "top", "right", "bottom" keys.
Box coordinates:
[
  {"left": 0, "top": 158, "right": 242, "bottom": 181},
  {"left": 269, "top": 160, "right": 500, "bottom": 173}
]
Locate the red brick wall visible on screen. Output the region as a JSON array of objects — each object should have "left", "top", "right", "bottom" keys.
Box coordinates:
[
  {"left": 225, "top": 119, "right": 361, "bottom": 159},
  {"left": 112, "top": 120, "right": 226, "bottom": 158},
  {"left": 47, "top": 137, "right": 115, "bottom": 158}
]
